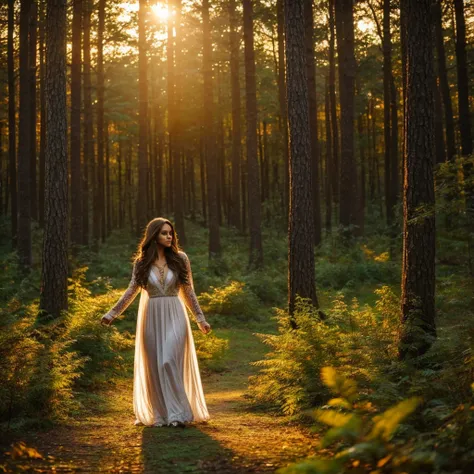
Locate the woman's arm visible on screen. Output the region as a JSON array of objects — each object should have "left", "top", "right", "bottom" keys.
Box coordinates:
[
  {"left": 101, "top": 262, "right": 141, "bottom": 325},
  {"left": 178, "top": 252, "right": 207, "bottom": 324}
]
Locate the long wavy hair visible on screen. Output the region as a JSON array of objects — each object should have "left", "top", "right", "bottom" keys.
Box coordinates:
[{"left": 133, "top": 217, "right": 189, "bottom": 289}]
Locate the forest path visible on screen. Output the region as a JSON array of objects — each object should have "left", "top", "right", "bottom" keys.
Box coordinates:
[{"left": 2, "top": 328, "right": 319, "bottom": 473}]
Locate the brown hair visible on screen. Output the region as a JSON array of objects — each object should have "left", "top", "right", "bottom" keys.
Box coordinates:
[{"left": 133, "top": 217, "right": 189, "bottom": 288}]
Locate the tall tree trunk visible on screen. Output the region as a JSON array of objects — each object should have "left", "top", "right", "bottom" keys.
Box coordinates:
[
  {"left": 453, "top": 0, "right": 472, "bottom": 157},
  {"left": 325, "top": 76, "right": 332, "bottom": 232},
  {"left": 400, "top": 1, "right": 407, "bottom": 188},
  {"left": 357, "top": 107, "right": 366, "bottom": 234},
  {"left": 383, "top": 0, "right": 394, "bottom": 225},
  {"left": 243, "top": 0, "right": 263, "bottom": 269},
  {"left": 277, "top": 0, "right": 289, "bottom": 217},
  {"left": 199, "top": 134, "right": 207, "bottom": 223},
  {"left": 434, "top": 0, "right": 455, "bottom": 161},
  {"left": 40, "top": 0, "right": 68, "bottom": 319},
  {"left": 434, "top": 77, "right": 446, "bottom": 164},
  {"left": 390, "top": 73, "right": 399, "bottom": 209},
  {"left": 172, "top": 0, "right": 186, "bottom": 244},
  {"left": 304, "top": 0, "right": 321, "bottom": 245},
  {"left": 167, "top": 1, "right": 175, "bottom": 218},
  {"left": 0, "top": 126, "right": 3, "bottom": 215},
  {"left": 285, "top": 0, "right": 321, "bottom": 325},
  {"left": 453, "top": 0, "right": 473, "bottom": 215},
  {"left": 29, "top": 1, "right": 37, "bottom": 222},
  {"left": 97, "top": 0, "right": 106, "bottom": 242},
  {"left": 399, "top": 0, "right": 436, "bottom": 359},
  {"left": 70, "top": 0, "right": 82, "bottom": 248},
  {"left": 82, "top": 0, "right": 93, "bottom": 246},
  {"left": 0, "top": 126, "right": 3, "bottom": 214},
  {"left": 118, "top": 138, "right": 123, "bottom": 228},
  {"left": 335, "top": 0, "right": 358, "bottom": 235},
  {"left": 39, "top": 0, "right": 45, "bottom": 228},
  {"left": 137, "top": 0, "right": 149, "bottom": 235},
  {"left": 229, "top": 0, "right": 241, "bottom": 230},
  {"left": 126, "top": 140, "right": 134, "bottom": 233},
  {"left": 8, "top": 0, "right": 17, "bottom": 248},
  {"left": 105, "top": 119, "right": 111, "bottom": 235},
  {"left": 367, "top": 99, "right": 374, "bottom": 201},
  {"left": 156, "top": 110, "right": 164, "bottom": 217},
  {"left": 328, "top": 0, "right": 339, "bottom": 208},
  {"left": 18, "top": 0, "right": 33, "bottom": 270},
  {"left": 202, "top": 0, "right": 221, "bottom": 259},
  {"left": 216, "top": 68, "right": 225, "bottom": 226},
  {"left": 189, "top": 154, "right": 196, "bottom": 221}
]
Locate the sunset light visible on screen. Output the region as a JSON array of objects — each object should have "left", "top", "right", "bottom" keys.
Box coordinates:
[
  {"left": 151, "top": 3, "right": 169, "bottom": 21},
  {"left": 4, "top": 0, "right": 473, "bottom": 470}
]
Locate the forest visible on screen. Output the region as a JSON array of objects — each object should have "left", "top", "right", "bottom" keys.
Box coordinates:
[{"left": 0, "top": 0, "right": 473, "bottom": 472}]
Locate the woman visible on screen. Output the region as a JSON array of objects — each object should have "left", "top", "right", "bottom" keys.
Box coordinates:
[{"left": 100, "top": 217, "right": 211, "bottom": 428}]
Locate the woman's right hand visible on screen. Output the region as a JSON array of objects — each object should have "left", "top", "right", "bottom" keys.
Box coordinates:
[
  {"left": 197, "top": 320, "right": 211, "bottom": 335},
  {"left": 101, "top": 313, "right": 114, "bottom": 327}
]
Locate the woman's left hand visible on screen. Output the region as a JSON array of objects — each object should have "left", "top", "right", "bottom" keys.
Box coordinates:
[{"left": 198, "top": 321, "right": 211, "bottom": 335}]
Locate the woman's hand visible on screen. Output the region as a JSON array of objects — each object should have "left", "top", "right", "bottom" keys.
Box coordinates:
[
  {"left": 101, "top": 313, "right": 114, "bottom": 327},
  {"left": 197, "top": 320, "right": 211, "bottom": 335}
]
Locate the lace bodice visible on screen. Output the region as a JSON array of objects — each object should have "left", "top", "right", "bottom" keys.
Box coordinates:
[{"left": 104, "top": 251, "right": 206, "bottom": 324}]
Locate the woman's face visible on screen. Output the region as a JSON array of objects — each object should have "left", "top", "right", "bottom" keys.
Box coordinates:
[{"left": 156, "top": 223, "right": 173, "bottom": 248}]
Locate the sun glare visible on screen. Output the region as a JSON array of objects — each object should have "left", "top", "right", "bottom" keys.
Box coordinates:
[
  {"left": 357, "top": 19, "right": 374, "bottom": 34},
  {"left": 151, "top": 3, "right": 169, "bottom": 21}
]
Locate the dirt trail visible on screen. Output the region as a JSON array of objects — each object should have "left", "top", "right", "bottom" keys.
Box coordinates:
[{"left": 1, "top": 328, "right": 319, "bottom": 473}]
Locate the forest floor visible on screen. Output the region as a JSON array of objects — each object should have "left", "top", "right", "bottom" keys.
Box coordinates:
[{"left": 0, "top": 326, "right": 320, "bottom": 473}]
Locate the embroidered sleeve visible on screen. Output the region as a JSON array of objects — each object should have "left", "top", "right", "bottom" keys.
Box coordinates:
[
  {"left": 179, "top": 252, "right": 206, "bottom": 324},
  {"left": 104, "top": 262, "right": 141, "bottom": 320}
]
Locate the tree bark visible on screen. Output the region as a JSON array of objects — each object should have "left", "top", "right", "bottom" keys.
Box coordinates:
[
  {"left": 335, "top": 0, "right": 358, "bottom": 234},
  {"left": 118, "top": 138, "right": 124, "bottom": 228},
  {"left": 202, "top": 0, "right": 221, "bottom": 259},
  {"left": 18, "top": 0, "right": 33, "bottom": 270},
  {"left": 453, "top": 0, "right": 472, "bottom": 157},
  {"left": 433, "top": 0, "right": 455, "bottom": 161},
  {"left": 70, "top": 0, "right": 83, "bottom": 247},
  {"left": 328, "top": 0, "right": 339, "bottom": 208},
  {"left": 137, "top": 0, "right": 149, "bottom": 235},
  {"left": 399, "top": 0, "right": 436, "bottom": 359},
  {"left": 285, "top": 0, "right": 320, "bottom": 324},
  {"left": 229, "top": 0, "right": 241, "bottom": 230},
  {"left": 39, "top": 0, "right": 45, "bottom": 227},
  {"left": 82, "top": 0, "right": 93, "bottom": 246},
  {"left": 97, "top": 0, "right": 106, "bottom": 243},
  {"left": 172, "top": 0, "right": 186, "bottom": 244},
  {"left": 8, "top": 0, "right": 17, "bottom": 248},
  {"left": 383, "top": 0, "right": 395, "bottom": 225},
  {"left": 434, "top": 76, "right": 446, "bottom": 164},
  {"left": 277, "top": 0, "right": 289, "bottom": 217},
  {"left": 105, "top": 119, "right": 111, "bottom": 235},
  {"left": 304, "top": 0, "right": 321, "bottom": 246},
  {"left": 324, "top": 76, "right": 332, "bottom": 232},
  {"left": 243, "top": 0, "right": 263, "bottom": 269},
  {"left": 29, "top": 1, "right": 37, "bottom": 222},
  {"left": 453, "top": 0, "right": 473, "bottom": 214},
  {"left": 40, "top": 0, "right": 68, "bottom": 319}
]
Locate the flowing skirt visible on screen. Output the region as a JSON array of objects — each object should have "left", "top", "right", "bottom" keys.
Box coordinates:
[{"left": 133, "top": 291, "right": 210, "bottom": 425}]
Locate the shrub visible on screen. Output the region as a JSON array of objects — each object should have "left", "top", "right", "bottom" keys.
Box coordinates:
[
  {"left": 0, "top": 311, "right": 86, "bottom": 426},
  {"left": 192, "top": 329, "right": 229, "bottom": 373},
  {"left": 277, "top": 368, "right": 427, "bottom": 474},
  {"left": 66, "top": 266, "right": 136, "bottom": 387},
  {"left": 198, "top": 280, "right": 262, "bottom": 320},
  {"left": 242, "top": 269, "right": 287, "bottom": 306},
  {"left": 278, "top": 368, "right": 474, "bottom": 474},
  {"left": 247, "top": 287, "right": 401, "bottom": 415}
]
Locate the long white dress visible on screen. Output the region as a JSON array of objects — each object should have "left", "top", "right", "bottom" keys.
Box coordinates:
[{"left": 104, "top": 251, "right": 210, "bottom": 426}]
